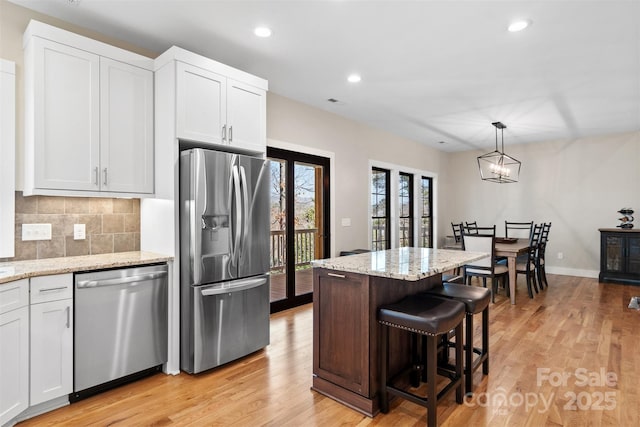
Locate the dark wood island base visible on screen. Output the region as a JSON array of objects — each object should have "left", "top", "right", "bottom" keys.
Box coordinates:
[{"left": 311, "top": 267, "right": 444, "bottom": 416}]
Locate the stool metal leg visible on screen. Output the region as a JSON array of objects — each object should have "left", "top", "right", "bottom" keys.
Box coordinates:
[
  {"left": 411, "top": 332, "right": 420, "bottom": 388},
  {"left": 482, "top": 306, "right": 489, "bottom": 375},
  {"left": 380, "top": 323, "right": 389, "bottom": 413},
  {"left": 465, "top": 312, "right": 473, "bottom": 395},
  {"left": 426, "top": 334, "right": 437, "bottom": 427},
  {"left": 455, "top": 323, "right": 463, "bottom": 404}
]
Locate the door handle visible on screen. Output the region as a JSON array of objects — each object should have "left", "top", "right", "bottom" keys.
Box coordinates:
[
  {"left": 94, "top": 167, "right": 99, "bottom": 186},
  {"left": 232, "top": 165, "right": 242, "bottom": 265},
  {"left": 239, "top": 165, "right": 249, "bottom": 259},
  {"left": 38, "top": 286, "right": 68, "bottom": 293},
  {"left": 200, "top": 277, "right": 267, "bottom": 296},
  {"left": 76, "top": 271, "right": 167, "bottom": 288},
  {"left": 229, "top": 125, "right": 233, "bottom": 142},
  {"left": 66, "top": 306, "right": 70, "bottom": 328},
  {"left": 103, "top": 168, "right": 108, "bottom": 186},
  {"left": 222, "top": 125, "right": 227, "bottom": 142}
]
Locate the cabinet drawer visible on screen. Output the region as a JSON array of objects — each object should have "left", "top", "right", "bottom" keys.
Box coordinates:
[
  {"left": 30, "top": 274, "right": 73, "bottom": 304},
  {"left": 0, "top": 278, "right": 29, "bottom": 315}
]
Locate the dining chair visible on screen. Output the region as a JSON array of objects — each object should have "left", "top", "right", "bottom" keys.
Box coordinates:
[
  {"left": 536, "top": 222, "right": 552, "bottom": 289},
  {"left": 461, "top": 226, "right": 509, "bottom": 303},
  {"left": 515, "top": 223, "right": 542, "bottom": 299},
  {"left": 464, "top": 221, "right": 479, "bottom": 235},
  {"left": 451, "top": 222, "right": 463, "bottom": 243},
  {"left": 505, "top": 221, "right": 534, "bottom": 239}
]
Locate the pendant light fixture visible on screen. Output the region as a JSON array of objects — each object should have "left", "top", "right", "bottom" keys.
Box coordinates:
[{"left": 477, "top": 121, "right": 521, "bottom": 183}]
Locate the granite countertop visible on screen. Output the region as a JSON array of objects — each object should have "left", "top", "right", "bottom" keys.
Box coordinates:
[
  {"left": 311, "top": 247, "right": 488, "bottom": 281},
  {"left": 0, "top": 251, "right": 173, "bottom": 284}
]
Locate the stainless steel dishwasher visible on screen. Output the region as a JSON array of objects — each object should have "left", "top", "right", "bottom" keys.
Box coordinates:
[{"left": 73, "top": 264, "right": 168, "bottom": 400}]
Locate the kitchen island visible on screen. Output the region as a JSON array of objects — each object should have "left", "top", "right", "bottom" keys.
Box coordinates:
[{"left": 310, "top": 247, "right": 487, "bottom": 416}]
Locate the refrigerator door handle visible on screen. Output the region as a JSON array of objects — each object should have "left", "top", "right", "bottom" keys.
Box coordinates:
[
  {"left": 232, "top": 165, "right": 242, "bottom": 265},
  {"left": 200, "top": 277, "right": 268, "bottom": 296},
  {"left": 193, "top": 150, "right": 206, "bottom": 284},
  {"left": 239, "top": 165, "right": 250, "bottom": 258}
]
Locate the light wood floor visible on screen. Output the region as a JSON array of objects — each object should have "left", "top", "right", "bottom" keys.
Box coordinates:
[{"left": 18, "top": 275, "right": 640, "bottom": 426}]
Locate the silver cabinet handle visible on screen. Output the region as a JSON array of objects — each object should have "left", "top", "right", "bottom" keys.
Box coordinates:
[
  {"left": 76, "top": 271, "right": 167, "bottom": 288},
  {"left": 222, "top": 124, "right": 227, "bottom": 142},
  {"left": 39, "top": 286, "right": 68, "bottom": 293},
  {"left": 66, "top": 306, "right": 70, "bottom": 328},
  {"left": 229, "top": 125, "right": 233, "bottom": 142},
  {"left": 103, "top": 168, "right": 108, "bottom": 186},
  {"left": 327, "top": 273, "right": 346, "bottom": 279},
  {"left": 94, "top": 167, "right": 99, "bottom": 185}
]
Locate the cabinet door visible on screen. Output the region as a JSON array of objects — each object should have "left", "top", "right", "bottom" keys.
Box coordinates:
[
  {"left": 627, "top": 235, "right": 640, "bottom": 275},
  {"left": 176, "top": 62, "right": 226, "bottom": 145},
  {"left": 100, "top": 58, "right": 154, "bottom": 194},
  {"left": 603, "top": 235, "right": 624, "bottom": 273},
  {"left": 313, "top": 270, "right": 369, "bottom": 396},
  {"left": 30, "top": 299, "right": 73, "bottom": 406},
  {"left": 227, "top": 79, "right": 266, "bottom": 153},
  {"left": 33, "top": 38, "right": 100, "bottom": 191},
  {"left": 0, "top": 306, "right": 29, "bottom": 425},
  {"left": 0, "top": 60, "right": 15, "bottom": 258}
]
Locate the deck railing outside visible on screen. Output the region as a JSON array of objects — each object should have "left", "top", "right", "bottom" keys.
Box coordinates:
[{"left": 270, "top": 228, "right": 318, "bottom": 272}]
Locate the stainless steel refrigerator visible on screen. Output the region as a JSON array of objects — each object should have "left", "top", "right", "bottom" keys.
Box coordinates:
[{"left": 179, "top": 148, "right": 270, "bottom": 374}]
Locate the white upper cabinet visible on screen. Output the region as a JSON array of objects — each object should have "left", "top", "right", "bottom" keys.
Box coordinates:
[
  {"left": 100, "top": 57, "right": 154, "bottom": 194},
  {"left": 227, "top": 80, "right": 266, "bottom": 153},
  {"left": 157, "top": 46, "right": 268, "bottom": 154},
  {"left": 31, "top": 38, "right": 100, "bottom": 192},
  {"left": 23, "top": 20, "right": 154, "bottom": 197},
  {"left": 0, "top": 59, "right": 15, "bottom": 258},
  {"left": 176, "top": 62, "right": 226, "bottom": 145}
]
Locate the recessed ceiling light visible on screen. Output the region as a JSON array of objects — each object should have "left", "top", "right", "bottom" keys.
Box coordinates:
[
  {"left": 508, "top": 20, "right": 531, "bottom": 32},
  {"left": 254, "top": 27, "right": 272, "bottom": 38},
  {"left": 347, "top": 74, "right": 361, "bottom": 83}
]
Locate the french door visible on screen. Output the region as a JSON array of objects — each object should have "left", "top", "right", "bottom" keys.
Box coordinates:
[{"left": 268, "top": 147, "right": 330, "bottom": 313}]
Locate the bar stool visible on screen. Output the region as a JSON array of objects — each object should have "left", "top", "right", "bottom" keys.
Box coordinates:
[
  {"left": 423, "top": 282, "right": 490, "bottom": 395},
  {"left": 378, "top": 295, "right": 465, "bottom": 427}
]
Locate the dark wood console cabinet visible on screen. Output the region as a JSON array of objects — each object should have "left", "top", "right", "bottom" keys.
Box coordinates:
[{"left": 599, "top": 229, "right": 640, "bottom": 285}]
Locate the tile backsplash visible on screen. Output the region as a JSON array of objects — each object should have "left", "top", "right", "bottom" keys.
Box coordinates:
[{"left": 1, "top": 192, "right": 140, "bottom": 261}]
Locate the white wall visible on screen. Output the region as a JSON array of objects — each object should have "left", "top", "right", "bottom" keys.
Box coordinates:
[{"left": 442, "top": 131, "right": 640, "bottom": 277}]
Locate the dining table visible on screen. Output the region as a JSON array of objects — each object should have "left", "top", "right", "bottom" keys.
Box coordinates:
[{"left": 494, "top": 238, "right": 530, "bottom": 304}]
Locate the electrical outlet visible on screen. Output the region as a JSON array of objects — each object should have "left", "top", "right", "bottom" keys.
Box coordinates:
[
  {"left": 557, "top": 252, "right": 564, "bottom": 260},
  {"left": 22, "top": 223, "right": 52, "bottom": 241},
  {"left": 341, "top": 218, "right": 352, "bottom": 227},
  {"left": 74, "top": 224, "right": 86, "bottom": 240}
]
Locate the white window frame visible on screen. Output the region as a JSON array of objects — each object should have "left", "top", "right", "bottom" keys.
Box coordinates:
[{"left": 368, "top": 160, "right": 438, "bottom": 250}]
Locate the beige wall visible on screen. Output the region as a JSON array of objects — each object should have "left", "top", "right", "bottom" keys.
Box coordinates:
[
  {"left": 442, "top": 131, "right": 640, "bottom": 276},
  {"left": 267, "top": 92, "right": 448, "bottom": 255}
]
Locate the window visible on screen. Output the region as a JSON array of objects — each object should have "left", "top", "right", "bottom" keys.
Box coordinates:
[
  {"left": 370, "top": 163, "right": 436, "bottom": 250},
  {"left": 398, "top": 172, "right": 413, "bottom": 247},
  {"left": 420, "top": 176, "right": 433, "bottom": 248},
  {"left": 371, "top": 167, "right": 390, "bottom": 251}
]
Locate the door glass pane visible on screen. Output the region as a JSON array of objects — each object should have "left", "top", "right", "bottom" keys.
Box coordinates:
[
  {"left": 399, "top": 173, "right": 413, "bottom": 247},
  {"left": 371, "top": 168, "right": 389, "bottom": 250},
  {"left": 269, "top": 158, "right": 287, "bottom": 303},
  {"left": 420, "top": 177, "right": 432, "bottom": 247},
  {"left": 294, "top": 162, "right": 323, "bottom": 296}
]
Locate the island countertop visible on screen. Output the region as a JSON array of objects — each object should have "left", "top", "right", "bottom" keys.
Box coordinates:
[
  {"left": 311, "top": 247, "right": 488, "bottom": 281},
  {"left": 0, "top": 251, "right": 173, "bottom": 284}
]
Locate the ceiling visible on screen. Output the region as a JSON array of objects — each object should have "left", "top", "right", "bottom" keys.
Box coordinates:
[{"left": 10, "top": 0, "right": 640, "bottom": 152}]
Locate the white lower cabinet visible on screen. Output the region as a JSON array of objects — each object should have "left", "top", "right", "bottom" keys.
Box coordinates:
[
  {"left": 0, "top": 280, "right": 29, "bottom": 426},
  {"left": 29, "top": 274, "right": 73, "bottom": 407}
]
